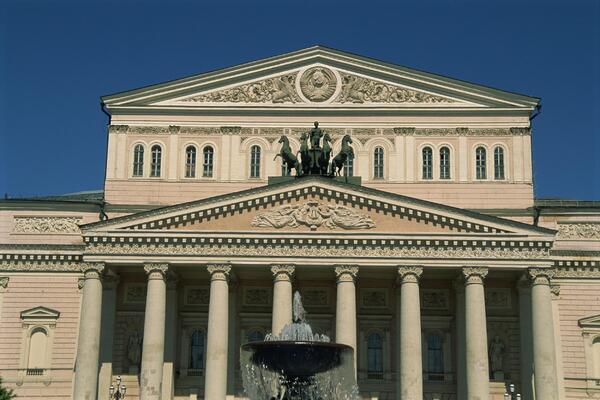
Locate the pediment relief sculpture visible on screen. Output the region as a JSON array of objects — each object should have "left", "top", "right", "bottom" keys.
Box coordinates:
[{"left": 250, "top": 200, "right": 375, "bottom": 230}]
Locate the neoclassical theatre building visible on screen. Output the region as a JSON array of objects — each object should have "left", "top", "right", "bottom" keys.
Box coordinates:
[{"left": 1, "top": 46, "right": 600, "bottom": 400}]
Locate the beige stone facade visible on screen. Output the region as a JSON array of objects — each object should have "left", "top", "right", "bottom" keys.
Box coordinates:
[{"left": 1, "top": 46, "right": 599, "bottom": 400}]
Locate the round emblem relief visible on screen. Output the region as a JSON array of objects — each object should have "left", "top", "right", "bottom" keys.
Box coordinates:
[{"left": 299, "top": 67, "right": 337, "bottom": 102}]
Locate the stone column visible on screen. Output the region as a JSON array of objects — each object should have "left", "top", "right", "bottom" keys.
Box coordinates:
[
  {"left": 454, "top": 279, "right": 467, "bottom": 400},
  {"left": 397, "top": 266, "right": 424, "bottom": 400},
  {"left": 0, "top": 277, "right": 9, "bottom": 326},
  {"left": 517, "top": 277, "right": 534, "bottom": 400},
  {"left": 140, "top": 263, "right": 169, "bottom": 400},
  {"left": 335, "top": 265, "right": 358, "bottom": 373},
  {"left": 73, "top": 262, "right": 105, "bottom": 400},
  {"left": 529, "top": 268, "right": 559, "bottom": 400},
  {"left": 271, "top": 264, "right": 295, "bottom": 336},
  {"left": 462, "top": 267, "right": 489, "bottom": 400},
  {"left": 204, "top": 264, "right": 231, "bottom": 400},
  {"left": 162, "top": 277, "right": 178, "bottom": 400},
  {"left": 97, "top": 271, "right": 119, "bottom": 400}
]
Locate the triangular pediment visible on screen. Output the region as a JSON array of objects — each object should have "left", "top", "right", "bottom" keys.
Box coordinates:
[
  {"left": 82, "top": 177, "right": 553, "bottom": 240},
  {"left": 102, "top": 46, "right": 539, "bottom": 111},
  {"left": 20, "top": 306, "right": 60, "bottom": 320}
]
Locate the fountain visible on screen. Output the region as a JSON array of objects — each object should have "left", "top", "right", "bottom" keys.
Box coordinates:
[{"left": 241, "top": 292, "right": 359, "bottom": 399}]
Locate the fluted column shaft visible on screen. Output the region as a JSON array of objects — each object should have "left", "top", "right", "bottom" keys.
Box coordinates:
[
  {"left": 398, "top": 266, "right": 424, "bottom": 400},
  {"left": 463, "top": 267, "right": 489, "bottom": 400},
  {"left": 529, "top": 268, "right": 559, "bottom": 400},
  {"left": 73, "top": 263, "right": 104, "bottom": 400},
  {"left": 204, "top": 264, "right": 231, "bottom": 400},
  {"left": 335, "top": 265, "right": 358, "bottom": 373},
  {"left": 271, "top": 264, "right": 295, "bottom": 336},
  {"left": 140, "top": 263, "right": 168, "bottom": 400}
]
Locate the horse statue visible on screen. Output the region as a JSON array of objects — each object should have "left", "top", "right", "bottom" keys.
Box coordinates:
[
  {"left": 320, "top": 132, "right": 333, "bottom": 175},
  {"left": 298, "top": 131, "right": 310, "bottom": 175},
  {"left": 331, "top": 135, "right": 354, "bottom": 176},
  {"left": 274, "top": 135, "right": 301, "bottom": 176}
]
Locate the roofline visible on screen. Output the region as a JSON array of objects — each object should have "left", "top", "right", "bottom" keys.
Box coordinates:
[{"left": 82, "top": 175, "right": 555, "bottom": 236}]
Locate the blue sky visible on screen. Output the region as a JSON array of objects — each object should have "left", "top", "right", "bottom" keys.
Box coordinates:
[{"left": 1, "top": 0, "right": 598, "bottom": 200}]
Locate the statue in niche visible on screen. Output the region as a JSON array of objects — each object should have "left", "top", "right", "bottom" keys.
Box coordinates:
[
  {"left": 127, "top": 330, "right": 142, "bottom": 372},
  {"left": 489, "top": 335, "right": 506, "bottom": 380}
]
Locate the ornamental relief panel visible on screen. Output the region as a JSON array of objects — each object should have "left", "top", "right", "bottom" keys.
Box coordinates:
[
  {"left": 123, "top": 283, "right": 147, "bottom": 304},
  {"left": 485, "top": 288, "right": 511, "bottom": 309},
  {"left": 421, "top": 289, "right": 449, "bottom": 310},
  {"left": 299, "top": 288, "right": 330, "bottom": 306},
  {"left": 361, "top": 289, "right": 388, "bottom": 308},
  {"left": 13, "top": 216, "right": 81, "bottom": 234},
  {"left": 243, "top": 287, "right": 272, "bottom": 306},
  {"left": 184, "top": 286, "right": 210, "bottom": 305},
  {"left": 557, "top": 223, "right": 600, "bottom": 240}
]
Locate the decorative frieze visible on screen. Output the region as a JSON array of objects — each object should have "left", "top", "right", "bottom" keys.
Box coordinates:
[
  {"left": 485, "top": 288, "right": 511, "bottom": 309},
  {"left": 13, "top": 216, "right": 81, "bottom": 234},
  {"left": 421, "top": 289, "right": 449, "bottom": 310},
  {"left": 557, "top": 223, "right": 600, "bottom": 240},
  {"left": 300, "top": 289, "right": 329, "bottom": 306},
  {"left": 554, "top": 266, "right": 600, "bottom": 278},
  {"left": 386, "top": 127, "right": 530, "bottom": 137},
  {"left": 124, "top": 283, "right": 147, "bottom": 304},
  {"left": 0, "top": 260, "right": 82, "bottom": 272},
  {"left": 251, "top": 201, "right": 375, "bottom": 230},
  {"left": 184, "top": 286, "right": 210, "bottom": 305},
  {"left": 361, "top": 290, "right": 387, "bottom": 307},
  {"left": 243, "top": 288, "right": 271, "bottom": 306}
]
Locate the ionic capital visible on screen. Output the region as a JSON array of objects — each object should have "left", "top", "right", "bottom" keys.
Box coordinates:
[
  {"left": 397, "top": 266, "right": 423, "bottom": 283},
  {"left": 271, "top": 264, "right": 295, "bottom": 281},
  {"left": 335, "top": 265, "right": 358, "bottom": 282},
  {"left": 81, "top": 262, "right": 105, "bottom": 279},
  {"left": 462, "top": 266, "right": 488, "bottom": 284},
  {"left": 143, "top": 262, "right": 169, "bottom": 279},
  {"left": 207, "top": 264, "right": 231, "bottom": 281},
  {"left": 528, "top": 267, "right": 555, "bottom": 286},
  {"left": 0, "top": 276, "right": 9, "bottom": 289}
]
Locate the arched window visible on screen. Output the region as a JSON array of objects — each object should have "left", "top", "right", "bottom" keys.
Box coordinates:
[
  {"left": 185, "top": 146, "right": 197, "bottom": 178},
  {"left": 422, "top": 146, "right": 433, "bottom": 179},
  {"left": 593, "top": 336, "right": 600, "bottom": 378},
  {"left": 427, "top": 333, "right": 444, "bottom": 381},
  {"left": 247, "top": 330, "right": 265, "bottom": 343},
  {"left": 440, "top": 147, "right": 451, "bottom": 179},
  {"left": 27, "top": 328, "right": 47, "bottom": 374},
  {"left": 203, "top": 146, "right": 214, "bottom": 177},
  {"left": 250, "top": 145, "right": 261, "bottom": 178},
  {"left": 344, "top": 154, "right": 354, "bottom": 177},
  {"left": 150, "top": 145, "right": 162, "bottom": 177},
  {"left": 133, "top": 144, "right": 144, "bottom": 177},
  {"left": 367, "top": 333, "right": 383, "bottom": 379},
  {"left": 475, "top": 146, "right": 487, "bottom": 180},
  {"left": 373, "top": 147, "right": 384, "bottom": 179},
  {"left": 189, "top": 330, "right": 204, "bottom": 372},
  {"left": 494, "top": 147, "right": 505, "bottom": 180}
]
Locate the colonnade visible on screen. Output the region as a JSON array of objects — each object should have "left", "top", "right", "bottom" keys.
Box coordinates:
[{"left": 73, "top": 262, "right": 560, "bottom": 400}]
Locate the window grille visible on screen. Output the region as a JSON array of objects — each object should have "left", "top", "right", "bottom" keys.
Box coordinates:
[
  {"left": 185, "top": 146, "right": 197, "bottom": 178},
  {"left": 203, "top": 146, "right": 214, "bottom": 177},
  {"left": 427, "top": 333, "right": 444, "bottom": 381},
  {"left": 150, "top": 145, "right": 162, "bottom": 177},
  {"left": 367, "top": 333, "right": 383, "bottom": 379},
  {"left": 440, "top": 147, "right": 451, "bottom": 179},
  {"left": 373, "top": 147, "right": 384, "bottom": 179},
  {"left": 189, "top": 330, "right": 204, "bottom": 371},
  {"left": 250, "top": 145, "right": 261, "bottom": 178},
  {"left": 133, "top": 145, "right": 144, "bottom": 177},
  {"left": 494, "top": 147, "right": 505, "bottom": 180},
  {"left": 475, "top": 146, "right": 487, "bottom": 180},
  {"left": 422, "top": 146, "right": 433, "bottom": 179}
]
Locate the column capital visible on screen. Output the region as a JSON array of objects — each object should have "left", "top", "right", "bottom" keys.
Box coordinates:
[
  {"left": 334, "top": 265, "right": 358, "bottom": 282},
  {"left": 462, "top": 266, "right": 488, "bottom": 284},
  {"left": 528, "top": 267, "right": 555, "bottom": 286},
  {"left": 207, "top": 264, "right": 231, "bottom": 281},
  {"left": 0, "top": 276, "right": 9, "bottom": 289},
  {"left": 144, "top": 262, "right": 169, "bottom": 278},
  {"left": 271, "top": 264, "right": 295, "bottom": 281},
  {"left": 397, "top": 266, "right": 423, "bottom": 283},
  {"left": 81, "top": 262, "right": 105, "bottom": 278}
]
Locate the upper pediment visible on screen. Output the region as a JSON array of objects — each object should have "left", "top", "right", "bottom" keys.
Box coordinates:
[
  {"left": 82, "top": 176, "right": 553, "bottom": 240},
  {"left": 102, "top": 46, "right": 539, "bottom": 111}
]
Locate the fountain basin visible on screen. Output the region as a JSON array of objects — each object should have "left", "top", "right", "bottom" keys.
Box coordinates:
[{"left": 242, "top": 341, "right": 352, "bottom": 378}]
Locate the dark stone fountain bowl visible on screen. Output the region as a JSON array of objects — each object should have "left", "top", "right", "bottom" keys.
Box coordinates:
[{"left": 242, "top": 341, "right": 353, "bottom": 378}]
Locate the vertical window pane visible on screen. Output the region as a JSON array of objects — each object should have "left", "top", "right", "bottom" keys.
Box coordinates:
[
  {"left": 189, "top": 330, "right": 204, "bottom": 370},
  {"left": 374, "top": 147, "right": 384, "bottom": 179},
  {"left": 185, "top": 146, "right": 196, "bottom": 178},
  {"left": 476, "top": 146, "right": 487, "bottom": 180},
  {"left": 133, "top": 145, "right": 144, "bottom": 177},
  {"left": 150, "top": 145, "right": 162, "bottom": 177},
  {"left": 427, "top": 334, "right": 444, "bottom": 380},
  {"left": 250, "top": 145, "right": 261, "bottom": 178},
  {"left": 440, "top": 146, "right": 451, "bottom": 179},
  {"left": 494, "top": 147, "right": 505, "bottom": 180},
  {"left": 203, "top": 146, "right": 214, "bottom": 177},
  {"left": 422, "top": 147, "right": 433, "bottom": 179},
  {"left": 367, "top": 333, "right": 383, "bottom": 376},
  {"left": 344, "top": 153, "right": 354, "bottom": 177}
]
